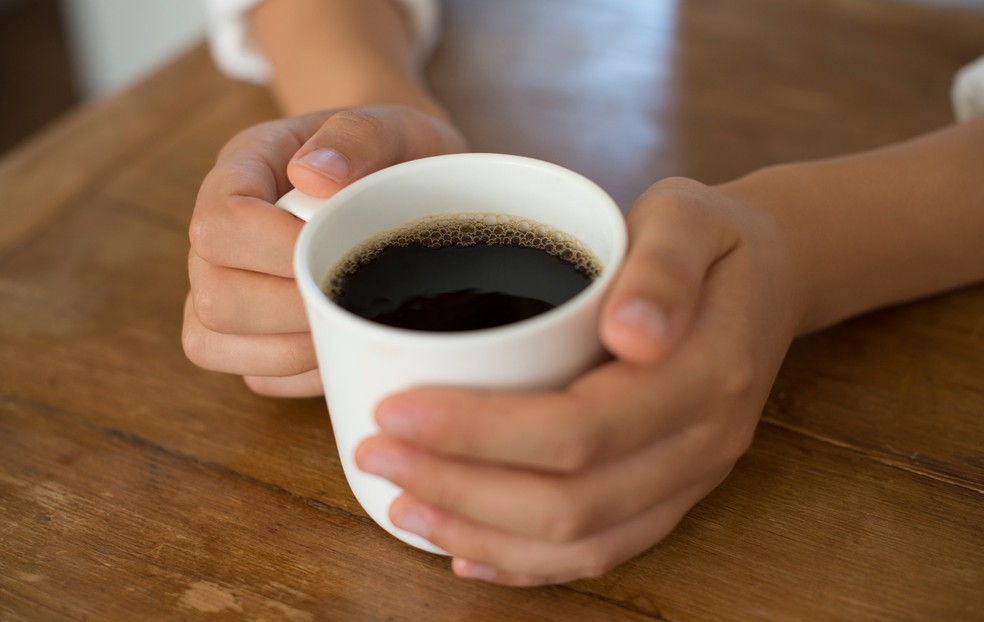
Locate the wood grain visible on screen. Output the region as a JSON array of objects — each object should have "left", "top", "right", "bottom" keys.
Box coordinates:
[
  {"left": 1, "top": 0, "right": 983, "bottom": 619},
  {"left": 431, "top": 0, "right": 984, "bottom": 206},
  {"left": 768, "top": 294, "right": 984, "bottom": 491},
  {"left": 1, "top": 400, "right": 657, "bottom": 622},
  {"left": 587, "top": 424, "right": 984, "bottom": 621},
  {"left": 0, "top": 47, "right": 262, "bottom": 256}
]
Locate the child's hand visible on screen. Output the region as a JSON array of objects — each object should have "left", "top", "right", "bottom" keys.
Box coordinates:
[
  {"left": 183, "top": 105, "right": 466, "bottom": 396},
  {"left": 355, "top": 177, "right": 804, "bottom": 585}
]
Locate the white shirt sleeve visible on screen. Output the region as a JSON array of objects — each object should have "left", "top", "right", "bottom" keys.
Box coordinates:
[
  {"left": 204, "top": 0, "right": 441, "bottom": 85},
  {"left": 953, "top": 55, "right": 984, "bottom": 123}
]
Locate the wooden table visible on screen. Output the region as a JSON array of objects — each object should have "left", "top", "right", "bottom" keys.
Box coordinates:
[{"left": 2, "top": 1, "right": 983, "bottom": 619}]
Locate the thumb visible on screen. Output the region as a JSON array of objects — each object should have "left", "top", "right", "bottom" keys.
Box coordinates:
[
  {"left": 287, "top": 105, "right": 465, "bottom": 197},
  {"left": 601, "top": 179, "right": 734, "bottom": 365}
]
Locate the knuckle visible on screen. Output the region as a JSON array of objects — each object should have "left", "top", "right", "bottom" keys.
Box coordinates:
[
  {"left": 222, "top": 125, "right": 259, "bottom": 152},
  {"left": 544, "top": 401, "right": 601, "bottom": 473},
  {"left": 276, "top": 338, "right": 315, "bottom": 377},
  {"left": 181, "top": 320, "right": 210, "bottom": 369},
  {"left": 541, "top": 487, "right": 592, "bottom": 543},
  {"left": 329, "top": 108, "right": 389, "bottom": 142},
  {"left": 632, "top": 184, "right": 690, "bottom": 218},
  {"left": 649, "top": 177, "right": 709, "bottom": 205},
  {"left": 715, "top": 352, "right": 756, "bottom": 399},
  {"left": 452, "top": 536, "right": 498, "bottom": 569},
  {"left": 221, "top": 122, "right": 277, "bottom": 156},
  {"left": 547, "top": 431, "right": 597, "bottom": 473},
  {"left": 188, "top": 210, "right": 226, "bottom": 265},
  {"left": 657, "top": 175, "right": 706, "bottom": 192},
  {"left": 577, "top": 544, "right": 617, "bottom": 580},
  {"left": 633, "top": 178, "right": 720, "bottom": 228},
  {"left": 187, "top": 212, "right": 210, "bottom": 255},
  {"left": 429, "top": 477, "right": 469, "bottom": 514},
  {"left": 189, "top": 191, "right": 255, "bottom": 268},
  {"left": 191, "top": 285, "right": 233, "bottom": 334}
]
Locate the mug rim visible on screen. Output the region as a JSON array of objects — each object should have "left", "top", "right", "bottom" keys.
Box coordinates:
[{"left": 293, "top": 153, "right": 627, "bottom": 347}]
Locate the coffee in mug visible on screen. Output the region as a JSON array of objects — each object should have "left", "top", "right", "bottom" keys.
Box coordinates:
[{"left": 322, "top": 213, "right": 602, "bottom": 332}]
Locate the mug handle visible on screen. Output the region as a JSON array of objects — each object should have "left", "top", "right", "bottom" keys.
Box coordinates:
[{"left": 274, "top": 188, "right": 325, "bottom": 223}]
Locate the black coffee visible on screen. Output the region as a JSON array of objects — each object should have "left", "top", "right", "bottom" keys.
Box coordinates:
[{"left": 322, "top": 214, "right": 601, "bottom": 332}]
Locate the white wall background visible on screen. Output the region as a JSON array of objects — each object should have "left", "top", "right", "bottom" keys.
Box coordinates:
[{"left": 59, "top": 0, "right": 207, "bottom": 99}]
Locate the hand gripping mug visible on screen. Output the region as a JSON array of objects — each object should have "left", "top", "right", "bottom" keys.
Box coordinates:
[{"left": 277, "top": 153, "right": 627, "bottom": 553}]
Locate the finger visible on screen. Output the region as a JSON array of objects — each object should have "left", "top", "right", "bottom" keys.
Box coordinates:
[
  {"left": 601, "top": 178, "right": 738, "bottom": 365},
  {"left": 190, "top": 191, "right": 303, "bottom": 278},
  {"left": 190, "top": 113, "right": 334, "bottom": 275},
  {"left": 357, "top": 431, "right": 736, "bottom": 542},
  {"left": 217, "top": 113, "right": 339, "bottom": 199},
  {"left": 182, "top": 293, "right": 317, "bottom": 377},
  {"left": 244, "top": 369, "right": 324, "bottom": 398},
  {"left": 188, "top": 249, "right": 308, "bottom": 334},
  {"left": 373, "top": 340, "right": 721, "bottom": 473},
  {"left": 389, "top": 475, "right": 721, "bottom": 586},
  {"left": 450, "top": 557, "right": 572, "bottom": 588},
  {"left": 287, "top": 105, "right": 465, "bottom": 196}
]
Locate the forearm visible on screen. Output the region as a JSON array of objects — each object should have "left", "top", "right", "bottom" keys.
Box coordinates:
[
  {"left": 250, "top": 0, "right": 444, "bottom": 117},
  {"left": 720, "top": 117, "right": 984, "bottom": 334}
]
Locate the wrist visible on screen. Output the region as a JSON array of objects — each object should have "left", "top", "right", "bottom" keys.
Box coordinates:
[
  {"left": 251, "top": 0, "right": 443, "bottom": 117},
  {"left": 718, "top": 120, "right": 984, "bottom": 338},
  {"left": 715, "top": 164, "right": 829, "bottom": 336}
]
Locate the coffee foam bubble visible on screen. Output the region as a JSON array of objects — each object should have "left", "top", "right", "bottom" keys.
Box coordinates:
[{"left": 324, "top": 213, "right": 602, "bottom": 296}]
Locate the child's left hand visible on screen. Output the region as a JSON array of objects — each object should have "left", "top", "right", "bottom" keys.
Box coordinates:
[{"left": 355, "top": 177, "right": 805, "bottom": 586}]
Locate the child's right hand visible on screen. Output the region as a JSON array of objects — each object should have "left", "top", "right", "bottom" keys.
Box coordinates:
[{"left": 182, "top": 105, "right": 467, "bottom": 396}]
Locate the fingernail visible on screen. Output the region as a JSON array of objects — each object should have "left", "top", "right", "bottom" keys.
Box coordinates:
[
  {"left": 453, "top": 559, "right": 498, "bottom": 581},
  {"left": 358, "top": 449, "right": 397, "bottom": 480},
  {"left": 296, "top": 148, "right": 350, "bottom": 183},
  {"left": 392, "top": 507, "right": 431, "bottom": 539},
  {"left": 615, "top": 299, "right": 669, "bottom": 344}
]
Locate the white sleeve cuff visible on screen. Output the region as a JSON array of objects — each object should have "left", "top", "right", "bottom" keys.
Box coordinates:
[
  {"left": 204, "top": 0, "right": 442, "bottom": 85},
  {"left": 953, "top": 55, "right": 984, "bottom": 123}
]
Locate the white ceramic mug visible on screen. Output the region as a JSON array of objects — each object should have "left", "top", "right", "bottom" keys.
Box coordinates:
[{"left": 277, "top": 153, "right": 626, "bottom": 553}]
